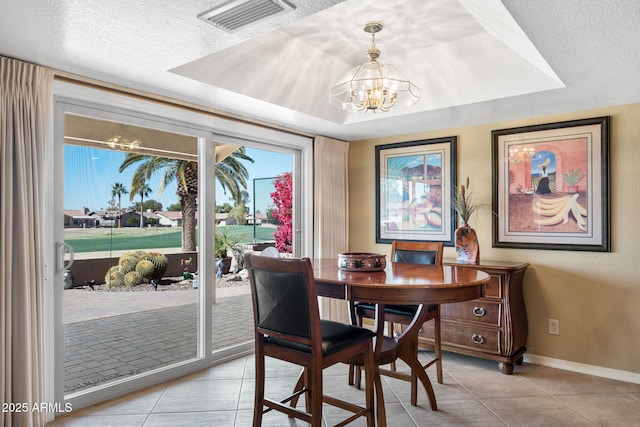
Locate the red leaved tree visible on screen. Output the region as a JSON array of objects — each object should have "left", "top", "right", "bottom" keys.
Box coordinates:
[{"left": 270, "top": 172, "right": 292, "bottom": 253}]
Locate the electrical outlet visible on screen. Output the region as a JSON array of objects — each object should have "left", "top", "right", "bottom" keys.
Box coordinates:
[{"left": 548, "top": 319, "right": 560, "bottom": 335}]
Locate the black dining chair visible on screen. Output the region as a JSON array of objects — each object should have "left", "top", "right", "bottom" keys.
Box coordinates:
[
  {"left": 350, "top": 240, "right": 444, "bottom": 405},
  {"left": 245, "top": 253, "right": 377, "bottom": 427}
]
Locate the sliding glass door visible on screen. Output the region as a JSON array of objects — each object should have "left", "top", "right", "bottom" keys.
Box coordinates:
[
  {"left": 210, "top": 145, "right": 295, "bottom": 358},
  {"left": 61, "top": 114, "right": 205, "bottom": 397},
  {"left": 47, "top": 86, "right": 311, "bottom": 415},
  {"left": 50, "top": 103, "right": 217, "bottom": 409}
]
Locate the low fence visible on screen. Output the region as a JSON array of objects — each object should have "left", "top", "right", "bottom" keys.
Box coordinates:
[
  {"left": 67, "top": 252, "right": 198, "bottom": 287},
  {"left": 66, "top": 242, "right": 278, "bottom": 287}
]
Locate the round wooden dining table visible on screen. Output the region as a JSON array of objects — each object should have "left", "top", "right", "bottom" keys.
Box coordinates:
[{"left": 312, "top": 259, "right": 490, "bottom": 426}]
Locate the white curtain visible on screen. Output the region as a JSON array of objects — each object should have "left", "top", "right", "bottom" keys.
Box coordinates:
[
  {"left": 313, "top": 136, "right": 350, "bottom": 322},
  {"left": 1, "top": 56, "right": 53, "bottom": 427}
]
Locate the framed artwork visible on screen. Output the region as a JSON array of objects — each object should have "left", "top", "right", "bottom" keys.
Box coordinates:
[
  {"left": 492, "top": 116, "right": 610, "bottom": 251},
  {"left": 376, "top": 137, "right": 457, "bottom": 245}
]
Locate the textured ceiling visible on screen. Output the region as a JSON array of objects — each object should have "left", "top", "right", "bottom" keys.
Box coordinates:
[
  {"left": 172, "top": 0, "right": 563, "bottom": 125},
  {"left": 1, "top": 0, "right": 639, "bottom": 141}
]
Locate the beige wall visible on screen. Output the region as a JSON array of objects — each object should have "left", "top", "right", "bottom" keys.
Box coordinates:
[{"left": 348, "top": 103, "right": 640, "bottom": 374}]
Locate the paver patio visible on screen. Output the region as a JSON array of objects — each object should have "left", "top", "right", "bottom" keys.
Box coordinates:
[{"left": 63, "top": 287, "right": 253, "bottom": 393}]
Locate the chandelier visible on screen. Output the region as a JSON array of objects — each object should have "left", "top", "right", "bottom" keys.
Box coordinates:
[
  {"left": 330, "top": 21, "right": 420, "bottom": 113},
  {"left": 509, "top": 146, "right": 535, "bottom": 163},
  {"left": 106, "top": 124, "right": 142, "bottom": 151}
]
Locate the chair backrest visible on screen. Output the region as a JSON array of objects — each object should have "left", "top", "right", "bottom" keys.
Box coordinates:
[
  {"left": 245, "top": 253, "right": 320, "bottom": 346},
  {"left": 391, "top": 240, "right": 444, "bottom": 265}
]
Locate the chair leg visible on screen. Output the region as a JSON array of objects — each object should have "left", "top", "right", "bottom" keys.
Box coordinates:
[
  {"left": 362, "top": 342, "right": 376, "bottom": 427},
  {"left": 348, "top": 363, "right": 355, "bottom": 385},
  {"left": 254, "top": 350, "right": 265, "bottom": 426},
  {"left": 354, "top": 317, "right": 396, "bottom": 390},
  {"left": 347, "top": 303, "right": 363, "bottom": 387},
  {"left": 372, "top": 362, "right": 386, "bottom": 426},
  {"left": 389, "top": 322, "right": 397, "bottom": 372},
  {"left": 351, "top": 302, "right": 365, "bottom": 389},
  {"left": 434, "top": 309, "right": 443, "bottom": 384},
  {"left": 309, "top": 367, "right": 323, "bottom": 427},
  {"left": 304, "top": 368, "right": 312, "bottom": 415},
  {"left": 290, "top": 369, "right": 305, "bottom": 410}
]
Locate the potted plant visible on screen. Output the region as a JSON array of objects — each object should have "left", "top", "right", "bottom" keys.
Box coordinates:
[
  {"left": 451, "top": 177, "right": 491, "bottom": 264},
  {"left": 562, "top": 168, "right": 584, "bottom": 193},
  {"left": 181, "top": 256, "right": 194, "bottom": 280},
  {"left": 215, "top": 229, "right": 244, "bottom": 275},
  {"left": 452, "top": 177, "right": 481, "bottom": 226}
]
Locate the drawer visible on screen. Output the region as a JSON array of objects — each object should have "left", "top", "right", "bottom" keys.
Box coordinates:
[
  {"left": 441, "top": 322, "right": 501, "bottom": 354},
  {"left": 441, "top": 300, "right": 501, "bottom": 326},
  {"left": 418, "top": 322, "right": 501, "bottom": 355},
  {"left": 482, "top": 274, "right": 502, "bottom": 298}
]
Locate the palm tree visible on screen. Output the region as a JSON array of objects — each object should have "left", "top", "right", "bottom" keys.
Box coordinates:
[
  {"left": 238, "top": 190, "right": 250, "bottom": 212},
  {"left": 217, "top": 148, "right": 254, "bottom": 204},
  {"left": 110, "top": 182, "right": 128, "bottom": 228},
  {"left": 120, "top": 156, "right": 197, "bottom": 250},
  {"left": 130, "top": 181, "right": 152, "bottom": 228},
  {"left": 119, "top": 147, "right": 253, "bottom": 251}
]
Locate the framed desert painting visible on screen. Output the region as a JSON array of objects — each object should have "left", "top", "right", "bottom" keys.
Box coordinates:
[
  {"left": 376, "top": 137, "right": 457, "bottom": 245},
  {"left": 492, "top": 116, "right": 610, "bottom": 251}
]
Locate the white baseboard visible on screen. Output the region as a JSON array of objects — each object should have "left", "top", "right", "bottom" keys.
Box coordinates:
[{"left": 524, "top": 353, "right": 640, "bottom": 384}]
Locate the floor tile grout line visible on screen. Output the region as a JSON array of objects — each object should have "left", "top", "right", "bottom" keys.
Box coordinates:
[
  {"left": 235, "top": 356, "right": 250, "bottom": 425},
  {"left": 444, "top": 369, "right": 510, "bottom": 426},
  {"left": 517, "top": 373, "right": 601, "bottom": 425},
  {"left": 380, "top": 374, "right": 420, "bottom": 427}
]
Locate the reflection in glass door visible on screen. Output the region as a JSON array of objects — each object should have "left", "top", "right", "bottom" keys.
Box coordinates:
[
  {"left": 62, "top": 115, "right": 201, "bottom": 395},
  {"left": 210, "top": 146, "right": 295, "bottom": 354}
]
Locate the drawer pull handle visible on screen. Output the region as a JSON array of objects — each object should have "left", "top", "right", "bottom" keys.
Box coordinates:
[
  {"left": 472, "top": 306, "right": 486, "bottom": 317},
  {"left": 471, "top": 334, "right": 485, "bottom": 344}
]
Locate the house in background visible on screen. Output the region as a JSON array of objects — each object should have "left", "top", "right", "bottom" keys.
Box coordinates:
[
  {"left": 118, "top": 210, "right": 161, "bottom": 227},
  {"left": 63, "top": 209, "right": 97, "bottom": 228},
  {"left": 155, "top": 211, "right": 183, "bottom": 227},
  {"left": 88, "top": 210, "right": 118, "bottom": 227},
  {"left": 246, "top": 213, "right": 265, "bottom": 226},
  {"left": 214, "top": 212, "right": 229, "bottom": 225}
]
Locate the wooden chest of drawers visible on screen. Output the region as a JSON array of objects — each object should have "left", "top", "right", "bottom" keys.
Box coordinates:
[{"left": 420, "top": 261, "right": 529, "bottom": 374}]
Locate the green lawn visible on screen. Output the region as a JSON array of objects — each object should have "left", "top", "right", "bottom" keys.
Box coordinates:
[{"left": 65, "top": 225, "right": 276, "bottom": 253}]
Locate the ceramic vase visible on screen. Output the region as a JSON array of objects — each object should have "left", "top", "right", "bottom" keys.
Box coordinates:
[{"left": 455, "top": 224, "right": 479, "bottom": 264}]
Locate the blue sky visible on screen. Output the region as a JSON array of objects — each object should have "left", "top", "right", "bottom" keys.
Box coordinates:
[
  {"left": 530, "top": 150, "right": 556, "bottom": 176},
  {"left": 64, "top": 146, "right": 292, "bottom": 213}
]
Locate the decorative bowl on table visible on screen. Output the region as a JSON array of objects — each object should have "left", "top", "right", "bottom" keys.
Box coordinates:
[{"left": 338, "top": 252, "right": 386, "bottom": 272}]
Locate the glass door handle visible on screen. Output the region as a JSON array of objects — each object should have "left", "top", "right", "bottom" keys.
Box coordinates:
[{"left": 56, "top": 242, "right": 74, "bottom": 272}]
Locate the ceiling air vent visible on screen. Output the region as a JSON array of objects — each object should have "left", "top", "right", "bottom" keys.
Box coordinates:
[{"left": 198, "top": 0, "right": 296, "bottom": 33}]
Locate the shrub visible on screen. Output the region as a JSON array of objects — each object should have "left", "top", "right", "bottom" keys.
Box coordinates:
[{"left": 269, "top": 172, "right": 292, "bottom": 253}]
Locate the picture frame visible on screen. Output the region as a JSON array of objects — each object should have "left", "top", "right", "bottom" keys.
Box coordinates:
[
  {"left": 492, "top": 116, "right": 610, "bottom": 251},
  {"left": 376, "top": 137, "right": 457, "bottom": 245}
]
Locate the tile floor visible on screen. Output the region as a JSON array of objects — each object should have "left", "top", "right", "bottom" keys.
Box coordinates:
[{"left": 49, "top": 350, "right": 640, "bottom": 426}]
